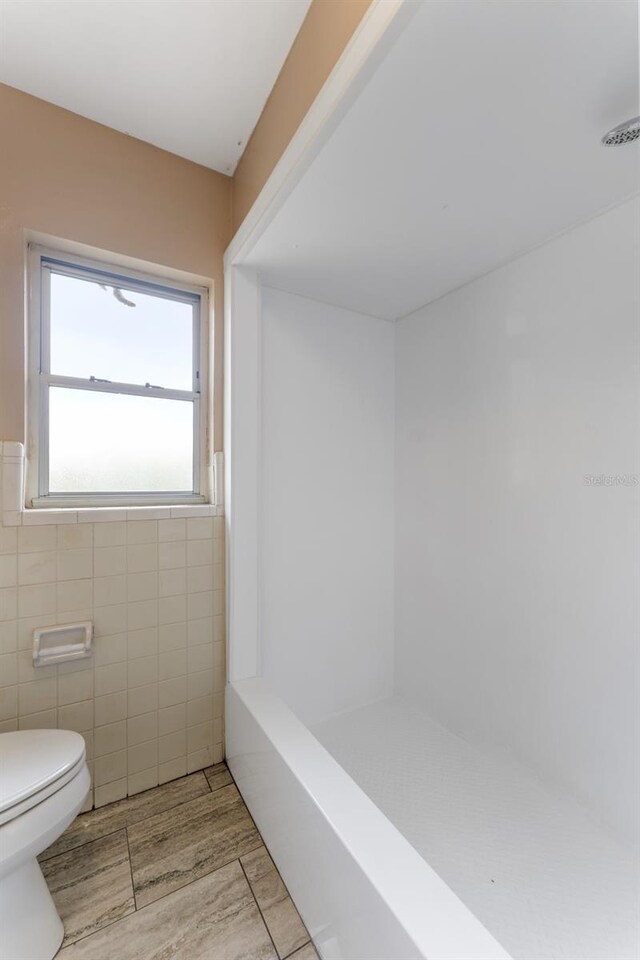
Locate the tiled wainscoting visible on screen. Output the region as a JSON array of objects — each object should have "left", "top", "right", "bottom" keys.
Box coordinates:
[{"left": 0, "top": 442, "right": 226, "bottom": 808}]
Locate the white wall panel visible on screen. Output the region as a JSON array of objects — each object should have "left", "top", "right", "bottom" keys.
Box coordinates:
[
  {"left": 260, "top": 287, "right": 395, "bottom": 724},
  {"left": 395, "top": 197, "right": 640, "bottom": 845}
]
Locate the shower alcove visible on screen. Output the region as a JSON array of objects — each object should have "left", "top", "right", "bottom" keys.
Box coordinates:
[{"left": 223, "top": 2, "right": 640, "bottom": 958}]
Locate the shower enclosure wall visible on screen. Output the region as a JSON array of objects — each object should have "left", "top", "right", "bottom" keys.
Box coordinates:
[{"left": 224, "top": 3, "right": 639, "bottom": 958}]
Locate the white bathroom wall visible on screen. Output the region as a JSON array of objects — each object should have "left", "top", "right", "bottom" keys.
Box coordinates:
[
  {"left": 260, "top": 286, "right": 395, "bottom": 725},
  {"left": 395, "top": 197, "right": 639, "bottom": 845}
]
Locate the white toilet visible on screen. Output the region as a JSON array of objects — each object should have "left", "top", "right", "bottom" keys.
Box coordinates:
[{"left": 0, "top": 729, "right": 91, "bottom": 960}]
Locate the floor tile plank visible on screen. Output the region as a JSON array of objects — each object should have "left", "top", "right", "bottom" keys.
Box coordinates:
[
  {"left": 241, "top": 846, "right": 309, "bottom": 958},
  {"left": 204, "top": 760, "right": 234, "bottom": 792},
  {"left": 42, "top": 830, "right": 135, "bottom": 946},
  {"left": 41, "top": 773, "right": 211, "bottom": 860},
  {"left": 128, "top": 783, "right": 261, "bottom": 907},
  {"left": 56, "top": 860, "right": 277, "bottom": 960}
]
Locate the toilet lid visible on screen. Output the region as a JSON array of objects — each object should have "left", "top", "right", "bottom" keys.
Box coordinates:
[{"left": 0, "top": 729, "right": 86, "bottom": 815}]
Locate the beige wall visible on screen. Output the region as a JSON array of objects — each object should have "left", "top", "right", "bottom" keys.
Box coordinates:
[
  {"left": 0, "top": 82, "right": 231, "bottom": 446},
  {"left": 231, "top": 0, "right": 372, "bottom": 234},
  {"left": 0, "top": 1, "right": 373, "bottom": 441}
]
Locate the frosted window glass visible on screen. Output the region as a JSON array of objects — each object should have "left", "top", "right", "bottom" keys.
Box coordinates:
[
  {"left": 50, "top": 272, "right": 194, "bottom": 390},
  {"left": 49, "top": 388, "right": 193, "bottom": 492}
]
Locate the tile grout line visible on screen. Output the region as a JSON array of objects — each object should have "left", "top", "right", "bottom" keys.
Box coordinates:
[
  {"left": 130, "top": 841, "right": 265, "bottom": 914},
  {"left": 260, "top": 843, "right": 308, "bottom": 932},
  {"left": 226, "top": 766, "right": 314, "bottom": 959},
  {"left": 238, "top": 856, "right": 282, "bottom": 960},
  {"left": 240, "top": 845, "right": 313, "bottom": 960},
  {"left": 52, "top": 828, "right": 135, "bottom": 953},
  {"left": 124, "top": 822, "right": 138, "bottom": 912},
  {"left": 282, "top": 941, "right": 313, "bottom": 960},
  {"left": 41, "top": 768, "right": 222, "bottom": 862},
  {"left": 63, "top": 845, "right": 268, "bottom": 952},
  {"left": 60, "top": 901, "right": 131, "bottom": 952},
  {"left": 50, "top": 764, "right": 312, "bottom": 958},
  {"left": 99, "top": 786, "right": 265, "bottom": 920},
  {"left": 57, "top": 785, "right": 240, "bottom": 953}
]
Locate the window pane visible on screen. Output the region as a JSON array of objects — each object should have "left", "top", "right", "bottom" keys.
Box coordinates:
[
  {"left": 49, "top": 272, "right": 195, "bottom": 390},
  {"left": 49, "top": 388, "right": 194, "bottom": 493}
]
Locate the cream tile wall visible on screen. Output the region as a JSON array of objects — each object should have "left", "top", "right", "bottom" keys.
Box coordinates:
[{"left": 0, "top": 444, "right": 226, "bottom": 809}]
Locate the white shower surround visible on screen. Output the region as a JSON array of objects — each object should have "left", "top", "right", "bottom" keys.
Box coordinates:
[
  {"left": 225, "top": 279, "right": 512, "bottom": 958},
  {"left": 226, "top": 201, "right": 639, "bottom": 957},
  {"left": 223, "top": 2, "right": 639, "bottom": 957}
]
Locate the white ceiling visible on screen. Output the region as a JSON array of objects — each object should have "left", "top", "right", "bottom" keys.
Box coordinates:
[
  {"left": 0, "top": 0, "right": 311, "bottom": 174},
  {"left": 247, "top": 0, "right": 639, "bottom": 320}
]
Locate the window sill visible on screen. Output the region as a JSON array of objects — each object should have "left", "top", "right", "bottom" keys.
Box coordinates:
[
  {"left": 24, "top": 503, "right": 221, "bottom": 525},
  {"left": 1, "top": 442, "right": 223, "bottom": 526}
]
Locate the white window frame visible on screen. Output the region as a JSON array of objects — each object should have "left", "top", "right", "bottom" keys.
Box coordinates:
[{"left": 27, "top": 244, "right": 210, "bottom": 508}]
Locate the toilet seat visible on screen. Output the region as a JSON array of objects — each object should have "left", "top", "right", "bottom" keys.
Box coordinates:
[
  {"left": 0, "top": 729, "right": 90, "bottom": 960},
  {"left": 0, "top": 730, "right": 86, "bottom": 826}
]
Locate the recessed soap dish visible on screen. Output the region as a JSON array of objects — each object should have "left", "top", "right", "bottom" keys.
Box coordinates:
[{"left": 33, "top": 621, "right": 93, "bottom": 667}]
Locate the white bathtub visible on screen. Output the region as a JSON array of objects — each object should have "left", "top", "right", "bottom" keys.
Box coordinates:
[
  {"left": 227, "top": 679, "right": 639, "bottom": 960},
  {"left": 226, "top": 677, "right": 512, "bottom": 960}
]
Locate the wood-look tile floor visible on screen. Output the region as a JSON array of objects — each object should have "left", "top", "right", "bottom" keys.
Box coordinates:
[{"left": 39, "top": 764, "right": 318, "bottom": 960}]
